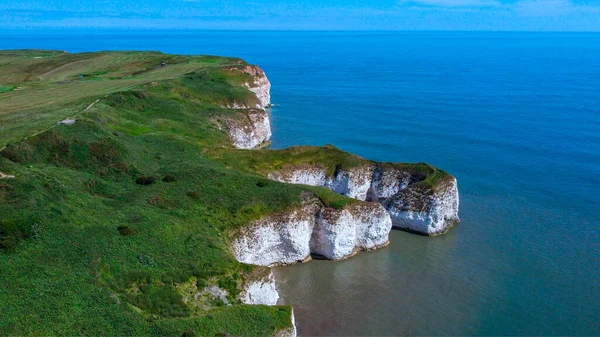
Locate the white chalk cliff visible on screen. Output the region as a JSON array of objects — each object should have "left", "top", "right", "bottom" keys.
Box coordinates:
[
  {"left": 269, "top": 164, "right": 460, "bottom": 236},
  {"left": 240, "top": 268, "right": 280, "bottom": 306},
  {"left": 231, "top": 197, "right": 392, "bottom": 266},
  {"left": 240, "top": 65, "right": 271, "bottom": 109},
  {"left": 384, "top": 176, "right": 459, "bottom": 236},
  {"left": 225, "top": 109, "right": 272, "bottom": 149},
  {"left": 216, "top": 66, "right": 458, "bottom": 336},
  {"left": 223, "top": 65, "right": 273, "bottom": 149}
]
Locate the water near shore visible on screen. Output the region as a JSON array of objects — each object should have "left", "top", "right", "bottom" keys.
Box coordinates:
[{"left": 2, "top": 30, "right": 599, "bottom": 336}]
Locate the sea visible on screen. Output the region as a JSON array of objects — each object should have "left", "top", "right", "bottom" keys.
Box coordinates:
[{"left": 2, "top": 30, "right": 599, "bottom": 336}]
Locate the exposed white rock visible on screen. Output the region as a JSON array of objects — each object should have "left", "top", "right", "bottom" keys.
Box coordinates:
[
  {"left": 326, "top": 166, "right": 374, "bottom": 201},
  {"left": 349, "top": 202, "right": 392, "bottom": 249},
  {"left": 231, "top": 207, "right": 316, "bottom": 267},
  {"left": 241, "top": 66, "right": 271, "bottom": 109},
  {"left": 240, "top": 269, "right": 280, "bottom": 306},
  {"left": 269, "top": 165, "right": 374, "bottom": 201},
  {"left": 311, "top": 208, "right": 357, "bottom": 260},
  {"left": 267, "top": 164, "right": 460, "bottom": 236},
  {"left": 231, "top": 199, "right": 392, "bottom": 265},
  {"left": 226, "top": 109, "right": 272, "bottom": 149},
  {"left": 222, "top": 65, "right": 273, "bottom": 149},
  {"left": 384, "top": 177, "right": 460, "bottom": 236},
  {"left": 225, "top": 65, "right": 271, "bottom": 109},
  {"left": 371, "top": 166, "right": 414, "bottom": 199},
  {"left": 178, "top": 278, "right": 231, "bottom": 311},
  {"left": 58, "top": 119, "right": 76, "bottom": 125},
  {"left": 205, "top": 286, "right": 230, "bottom": 305},
  {"left": 268, "top": 165, "right": 328, "bottom": 186}
]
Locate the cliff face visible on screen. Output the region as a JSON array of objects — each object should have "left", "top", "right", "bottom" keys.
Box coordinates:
[
  {"left": 231, "top": 206, "right": 316, "bottom": 266},
  {"left": 240, "top": 268, "right": 280, "bottom": 306},
  {"left": 223, "top": 66, "right": 273, "bottom": 149},
  {"left": 225, "top": 109, "right": 272, "bottom": 149},
  {"left": 384, "top": 176, "right": 459, "bottom": 236},
  {"left": 268, "top": 164, "right": 459, "bottom": 236},
  {"left": 240, "top": 65, "right": 272, "bottom": 109},
  {"left": 230, "top": 198, "right": 392, "bottom": 266}
]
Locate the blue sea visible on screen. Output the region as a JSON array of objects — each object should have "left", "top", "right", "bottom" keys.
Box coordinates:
[{"left": 2, "top": 31, "right": 599, "bottom": 336}]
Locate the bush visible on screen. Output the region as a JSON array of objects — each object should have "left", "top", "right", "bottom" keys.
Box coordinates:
[
  {"left": 0, "top": 219, "right": 28, "bottom": 251},
  {"left": 117, "top": 226, "right": 136, "bottom": 236},
  {"left": 186, "top": 191, "right": 200, "bottom": 200},
  {"left": 256, "top": 180, "right": 268, "bottom": 188},
  {"left": 162, "top": 174, "right": 177, "bottom": 183},
  {"left": 136, "top": 176, "right": 156, "bottom": 185},
  {"left": 182, "top": 330, "right": 196, "bottom": 337}
]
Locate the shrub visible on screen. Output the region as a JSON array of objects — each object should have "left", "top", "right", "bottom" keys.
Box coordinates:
[
  {"left": 182, "top": 330, "right": 196, "bottom": 337},
  {"left": 162, "top": 174, "right": 176, "bottom": 183},
  {"left": 186, "top": 191, "right": 200, "bottom": 200},
  {"left": 0, "top": 219, "right": 29, "bottom": 251},
  {"left": 117, "top": 226, "right": 136, "bottom": 236},
  {"left": 147, "top": 195, "right": 164, "bottom": 206},
  {"left": 136, "top": 176, "right": 156, "bottom": 185},
  {"left": 256, "top": 180, "right": 268, "bottom": 188}
]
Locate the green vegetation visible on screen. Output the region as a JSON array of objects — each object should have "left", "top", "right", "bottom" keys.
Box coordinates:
[
  {"left": 216, "top": 144, "right": 451, "bottom": 189},
  {"left": 0, "top": 50, "right": 451, "bottom": 336},
  {"left": 0, "top": 50, "right": 308, "bottom": 336},
  {"left": 0, "top": 85, "right": 15, "bottom": 93}
]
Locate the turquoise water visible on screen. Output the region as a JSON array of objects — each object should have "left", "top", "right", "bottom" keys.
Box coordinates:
[{"left": 2, "top": 31, "right": 599, "bottom": 336}]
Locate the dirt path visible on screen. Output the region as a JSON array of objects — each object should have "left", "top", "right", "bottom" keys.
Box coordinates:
[{"left": 0, "top": 171, "right": 15, "bottom": 179}]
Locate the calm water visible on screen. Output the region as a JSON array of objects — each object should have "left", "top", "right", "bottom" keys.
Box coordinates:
[{"left": 2, "top": 31, "right": 599, "bottom": 336}]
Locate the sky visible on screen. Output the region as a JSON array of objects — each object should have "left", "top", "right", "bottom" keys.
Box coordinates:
[{"left": 1, "top": 0, "right": 599, "bottom": 31}]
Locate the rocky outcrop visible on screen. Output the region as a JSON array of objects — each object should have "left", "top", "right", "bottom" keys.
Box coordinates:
[
  {"left": 240, "top": 66, "right": 271, "bottom": 109},
  {"left": 222, "top": 65, "right": 272, "bottom": 149},
  {"left": 268, "top": 164, "right": 460, "bottom": 236},
  {"left": 231, "top": 206, "right": 316, "bottom": 266},
  {"left": 384, "top": 176, "right": 459, "bottom": 236},
  {"left": 268, "top": 165, "right": 374, "bottom": 201},
  {"left": 230, "top": 197, "right": 392, "bottom": 266},
  {"left": 350, "top": 202, "right": 393, "bottom": 249},
  {"left": 224, "top": 65, "right": 271, "bottom": 109},
  {"left": 224, "top": 109, "right": 272, "bottom": 149},
  {"left": 240, "top": 268, "right": 280, "bottom": 306},
  {"left": 178, "top": 277, "right": 231, "bottom": 311}
]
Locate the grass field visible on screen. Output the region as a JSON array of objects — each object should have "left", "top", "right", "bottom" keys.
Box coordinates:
[
  {"left": 0, "top": 50, "right": 451, "bottom": 336},
  {"left": 0, "top": 50, "right": 305, "bottom": 336}
]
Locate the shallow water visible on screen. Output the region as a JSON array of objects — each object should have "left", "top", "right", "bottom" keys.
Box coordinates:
[{"left": 2, "top": 30, "right": 599, "bottom": 336}]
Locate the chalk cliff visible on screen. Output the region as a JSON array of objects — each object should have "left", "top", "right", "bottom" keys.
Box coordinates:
[
  {"left": 240, "top": 268, "right": 280, "bottom": 306},
  {"left": 230, "top": 197, "right": 392, "bottom": 266},
  {"left": 384, "top": 176, "right": 459, "bottom": 236},
  {"left": 223, "top": 66, "right": 273, "bottom": 149},
  {"left": 240, "top": 65, "right": 272, "bottom": 109},
  {"left": 225, "top": 109, "right": 272, "bottom": 149},
  {"left": 268, "top": 163, "right": 459, "bottom": 236}
]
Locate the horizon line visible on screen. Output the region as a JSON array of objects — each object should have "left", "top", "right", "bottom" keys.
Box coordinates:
[{"left": 2, "top": 28, "right": 600, "bottom": 33}]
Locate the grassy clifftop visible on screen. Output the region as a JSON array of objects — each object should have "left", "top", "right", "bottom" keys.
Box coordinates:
[
  {"left": 0, "top": 50, "right": 453, "bottom": 336},
  {"left": 0, "top": 51, "right": 310, "bottom": 336},
  {"left": 215, "top": 145, "right": 451, "bottom": 190}
]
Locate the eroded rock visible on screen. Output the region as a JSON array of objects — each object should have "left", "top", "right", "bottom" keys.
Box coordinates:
[{"left": 231, "top": 198, "right": 392, "bottom": 266}]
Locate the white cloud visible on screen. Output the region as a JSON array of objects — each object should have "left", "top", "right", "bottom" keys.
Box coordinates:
[{"left": 513, "top": 0, "right": 600, "bottom": 16}]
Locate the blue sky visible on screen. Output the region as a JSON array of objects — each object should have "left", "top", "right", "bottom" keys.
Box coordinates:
[{"left": 1, "top": 0, "right": 599, "bottom": 31}]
